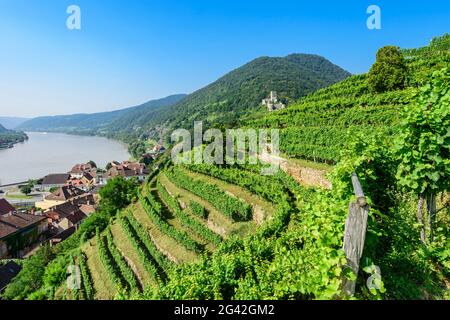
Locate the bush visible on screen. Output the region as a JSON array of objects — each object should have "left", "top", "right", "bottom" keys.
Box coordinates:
[
  {"left": 99, "top": 176, "right": 139, "bottom": 216},
  {"left": 368, "top": 46, "right": 407, "bottom": 92},
  {"left": 189, "top": 200, "right": 208, "bottom": 219}
]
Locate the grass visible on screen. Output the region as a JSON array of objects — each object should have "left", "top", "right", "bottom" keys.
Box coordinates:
[
  {"left": 130, "top": 202, "right": 199, "bottom": 264},
  {"left": 110, "top": 222, "right": 157, "bottom": 289},
  {"left": 82, "top": 237, "right": 117, "bottom": 300},
  {"left": 159, "top": 173, "right": 255, "bottom": 238},
  {"left": 4, "top": 194, "right": 33, "bottom": 200}
]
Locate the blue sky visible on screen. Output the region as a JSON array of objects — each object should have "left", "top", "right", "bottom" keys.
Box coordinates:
[{"left": 0, "top": 0, "right": 448, "bottom": 117}]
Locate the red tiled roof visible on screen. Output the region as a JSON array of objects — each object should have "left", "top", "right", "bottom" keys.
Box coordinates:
[
  {"left": 0, "top": 199, "right": 15, "bottom": 216},
  {"left": 45, "top": 186, "right": 86, "bottom": 201},
  {"left": 42, "top": 174, "right": 70, "bottom": 185},
  {"left": 0, "top": 213, "right": 46, "bottom": 239},
  {"left": 105, "top": 161, "right": 148, "bottom": 178}
]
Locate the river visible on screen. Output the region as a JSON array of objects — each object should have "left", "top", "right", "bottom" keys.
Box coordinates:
[{"left": 0, "top": 132, "right": 130, "bottom": 185}]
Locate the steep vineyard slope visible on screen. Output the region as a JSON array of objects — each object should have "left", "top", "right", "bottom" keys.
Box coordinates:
[{"left": 247, "top": 35, "right": 450, "bottom": 164}]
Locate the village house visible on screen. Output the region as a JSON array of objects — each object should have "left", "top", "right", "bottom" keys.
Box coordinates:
[
  {"left": 35, "top": 185, "right": 86, "bottom": 211},
  {"left": 48, "top": 226, "right": 76, "bottom": 247},
  {"left": 58, "top": 210, "right": 87, "bottom": 231},
  {"left": 0, "top": 199, "right": 15, "bottom": 216},
  {"left": 0, "top": 210, "right": 48, "bottom": 259},
  {"left": 105, "top": 161, "right": 149, "bottom": 182},
  {"left": 40, "top": 173, "right": 71, "bottom": 191}
]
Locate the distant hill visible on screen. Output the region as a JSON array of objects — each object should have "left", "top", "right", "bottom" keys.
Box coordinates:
[
  {"left": 0, "top": 117, "right": 29, "bottom": 129},
  {"left": 16, "top": 94, "right": 187, "bottom": 138},
  {"left": 0, "top": 123, "right": 7, "bottom": 133},
  {"left": 138, "top": 54, "right": 351, "bottom": 139},
  {"left": 17, "top": 54, "right": 350, "bottom": 143}
]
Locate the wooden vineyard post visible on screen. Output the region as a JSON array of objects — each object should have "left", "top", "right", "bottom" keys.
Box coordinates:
[{"left": 341, "top": 173, "right": 370, "bottom": 296}]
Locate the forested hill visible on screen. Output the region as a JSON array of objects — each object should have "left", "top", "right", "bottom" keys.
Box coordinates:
[
  {"left": 0, "top": 123, "right": 7, "bottom": 132},
  {"left": 139, "top": 54, "right": 351, "bottom": 138},
  {"left": 16, "top": 94, "right": 187, "bottom": 138},
  {"left": 16, "top": 55, "right": 349, "bottom": 143}
]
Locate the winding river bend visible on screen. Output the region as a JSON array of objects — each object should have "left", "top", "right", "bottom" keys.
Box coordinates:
[{"left": 0, "top": 132, "right": 130, "bottom": 185}]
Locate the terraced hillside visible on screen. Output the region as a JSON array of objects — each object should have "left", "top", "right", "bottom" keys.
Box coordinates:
[
  {"left": 73, "top": 35, "right": 450, "bottom": 300},
  {"left": 64, "top": 164, "right": 280, "bottom": 299},
  {"left": 2, "top": 35, "right": 449, "bottom": 301}
]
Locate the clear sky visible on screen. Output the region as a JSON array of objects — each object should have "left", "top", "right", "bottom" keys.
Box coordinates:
[{"left": 0, "top": 0, "right": 448, "bottom": 117}]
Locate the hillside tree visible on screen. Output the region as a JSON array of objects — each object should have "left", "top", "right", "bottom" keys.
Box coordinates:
[{"left": 368, "top": 46, "right": 407, "bottom": 92}]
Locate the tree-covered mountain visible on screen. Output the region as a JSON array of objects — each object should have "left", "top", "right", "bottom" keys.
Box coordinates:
[
  {"left": 16, "top": 94, "right": 187, "bottom": 138},
  {"left": 0, "top": 123, "right": 7, "bottom": 133},
  {"left": 137, "top": 54, "right": 351, "bottom": 140},
  {"left": 17, "top": 54, "right": 350, "bottom": 143}
]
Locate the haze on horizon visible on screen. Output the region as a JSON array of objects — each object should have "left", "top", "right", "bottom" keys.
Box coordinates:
[{"left": 0, "top": 0, "right": 448, "bottom": 118}]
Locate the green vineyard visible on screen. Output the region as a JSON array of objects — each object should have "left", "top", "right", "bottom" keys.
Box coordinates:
[{"left": 2, "top": 34, "right": 449, "bottom": 301}]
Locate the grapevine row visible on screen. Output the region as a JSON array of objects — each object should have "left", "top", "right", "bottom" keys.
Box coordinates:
[
  {"left": 125, "top": 213, "right": 172, "bottom": 274},
  {"left": 105, "top": 229, "right": 141, "bottom": 294},
  {"left": 96, "top": 230, "right": 127, "bottom": 292},
  {"left": 78, "top": 252, "right": 95, "bottom": 300},
  {"left": 139, "top": 194, "right": 203, "bottom": 253},
  {"left": 189, "top": 200, "right": 208, "bottom": 219},
  {"left": 119, "top": 215, "right": 165, "bottom": 284}
]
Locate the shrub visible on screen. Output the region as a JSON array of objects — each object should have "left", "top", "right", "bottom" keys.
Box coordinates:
[{"left": 368, "top": 46, "right": 407, "bottom": 92}]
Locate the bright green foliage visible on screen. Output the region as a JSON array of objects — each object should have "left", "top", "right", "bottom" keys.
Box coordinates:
[
  {"left": 396, "top": 67, "right": 450, "bottom": 195},
  {"left": 125, "top": 213, "right": 172, "bottom": 274},
  {"left": 331, "top": 130, "right": 398, "bottom": 208},
  {"left": 189, "top": 200, "right": 208, "bottom": 219},
  {"left": 166, "top": 167, "right": 252, "bottom": 221},
  {"left": 78, "top": 252, "right": 95, "bottom": 300},
  {"left": 99, "top": 176, "right": 139, "bottom": 216},
  {"left": 157, "top": 179, "right": 222, "bottom": 246},
  {"left": 136, "top": 185, "right": 348, "bottom": 300},
  {"left": 96, "top": 231, "right": 127, "bottom": 292},
  {"left": 186, "top": 164, "right": 295, "bottom": 237},
  {"left": 128, "top": 140, "right": 147, "bottom": 160},
  {"left": 119, "top": 215, "right": 166, "bottom": 284},
  {"left": 368, "top": 46, "right": 407, "bottom": 93}
]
